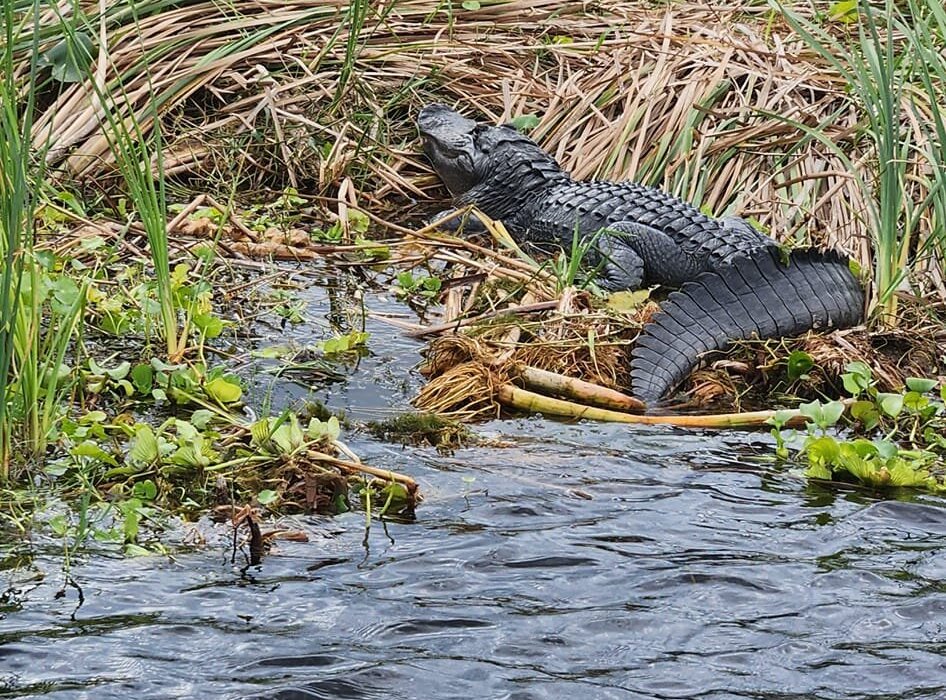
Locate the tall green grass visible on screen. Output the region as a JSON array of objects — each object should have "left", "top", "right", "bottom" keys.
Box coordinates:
[
  {"left": 0, "top": 1, "right": 33, "bottom": 477},
  {"left": 0, "top": 1, "right": 45, "bottom": 477},
  {"left": 0, "top": 1, "right": 87, "bottom": 476},
  {"left": 774, "top": 0, "right": 946, "bottom": 322},
  {"left": 73, "top": 11, "right": 181, "bottom": 358}
]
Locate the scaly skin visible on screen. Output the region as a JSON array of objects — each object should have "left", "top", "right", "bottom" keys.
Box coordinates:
[{"left": 418, "top": 103, "right": 865, "bottom": 404}]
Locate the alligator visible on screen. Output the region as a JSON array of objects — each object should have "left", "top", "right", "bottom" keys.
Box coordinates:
[{"left": 417, "top": 103, "right": 865, "bottom": 405}]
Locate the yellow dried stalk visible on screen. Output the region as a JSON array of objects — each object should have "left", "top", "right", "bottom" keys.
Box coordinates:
[
  {"left": 497, "top": 384, "right": 829, "bottom": 429},
  {"left": 510, "top": 364, "right": 645, "bottom": 412}
]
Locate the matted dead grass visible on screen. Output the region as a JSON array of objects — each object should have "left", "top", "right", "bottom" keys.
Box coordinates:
[{"left": 414, "top": 304, "right": 946, "bottom": 420}]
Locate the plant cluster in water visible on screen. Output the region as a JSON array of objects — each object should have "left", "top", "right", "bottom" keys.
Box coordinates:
[
  {"left": 0, "top": 202, "right": 410, "bottom": 559},
  {"left": 768, "top": 362, "right": 946, "bottom": 492}
]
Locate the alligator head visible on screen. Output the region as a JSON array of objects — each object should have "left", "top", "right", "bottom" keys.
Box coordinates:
[{"left": 418, "top": 103, "right": 567, "bottom": 220}]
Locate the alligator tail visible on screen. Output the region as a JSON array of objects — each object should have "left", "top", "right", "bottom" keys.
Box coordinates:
[{"left": 630, "top": 247, "right": 865, "bottom": 405}]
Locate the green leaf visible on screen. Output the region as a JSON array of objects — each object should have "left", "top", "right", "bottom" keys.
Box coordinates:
[
  {"left": 125, "top": 544, "right": 153, "bottom": 557},
  {"left": 129, "top": 425, "right": 160, "bottom": 466},
  {"left": 205, "top": 377, "right": 242, "bottom": 404},
  {"left": 49, "top": 515, "right": 70, "bottom": 535},
  {"left": 828, "top": 0, "right": 858, "bottom": 23},
  {"left": 841, "top": 372, "right": 862, "bottom": 396},
  {"left": 320, "top": 331, "right": 369, "bottom": 354},
  {"left": 787, "top": 351, "right": 814, "bottom": 381},
  {"left": 347, "top": 208, "right": 370, "bottom": 235},
  {"left": 93, "top": 527, "right": 124, "bottom": 543},
  {"left": 39, "top": 32, "right": 95, "bottom": 83},
  {"left": 873, "top": 439, "right": 899, "bottom": 459},
  {"left": 251, "top": 418, "right": 273, "bottom": 447},
  {"left": 422, "top": 276, "right": 442, "bottom": 293},
  {"left": 461, "top": 0, "right": 480, "bottom": 9},
  {"left": 80, "top": 410, "right": 108, "bottom": 425},
  {"left": 766, "top": 409, "right": 797, "bottom": 430},
  {"left": 171, "top": 263, "right": 190, "bottom": 289},
  {"left": 35, "top": 249, "right": 56, "bottom": 269},
  {"left": 821, "top": 401, "right": 845, "bottom": 427},
  {"left": 79, "top": 235, "right": 106, "bottom": 253},
  {"left": 132, "top": 479, "right": 158, "bottom": 501},
  {"left": 131, "top": 364, "right": 153, "bottom": 394},
  {"left": 327, "top": 415, "right": 341, "bottom": 440},
  {"left": 169, "top": 421, "right": 197, "bottom": 444},
  {"left": 508, "top": 114, "right": 540, "bottom": 131},
  {"left": 151, "top": 357, "right": 183, "bottom": 372},
  {"left": 71, "top": 440, "right": 118, "bottom": 466},
  {"left": 806, "top": 435, "right": 841, "bottom": 465},
  {"left": 45, "top": 461, "right": 69, "bottom": 477},
  {"left": 877, "top": 393, "right": 904, "bottom": 418},
  {"left": 191, "top": 409, "right": 214, "bottom": 429},
  {"left": 906, "top": 377, "right": 938, "bottom": 394},
  {"left": 841, "top": 361, "right": 873, "bottom": 396},
  {"left": 904, "top": 391, "right": 928, "bottom": 413},
  {"left": 170, "top": 442, "right": 214, "bottom": 468},
  {"left": 844, "top": 360, "right": 872, "bottom": 378},
  {"left": 805, "top": 463, "right": 833, "bottom": 480},
  {"left": 252, "top": 345, "right": 294, "bottom": 359},
  {"left": 850, "top": 400, "right": 880, "bottom": 430},
  {"left": 271, "top": 414, "right": 304, "bottom": 454},
  {"left": 848, "top": 438, "right": 879, "bottom": 458},
  {"left": 799, "top": 400, "right": 825, "bottom": 428},
  {"left": 194, "top": 313, "right": 224, "bottom": 338},
  {"left": 104, "top": 361, "right": 131, "bottom": 381},
  {"left": 49, "top": 275, "right": 81, "bottom": 314},
  {"left": 307, "top": 415, "right": 341, "bottom": 442},
  {"left": 257, "top": 489, "right": 279, "bottom": 505}
]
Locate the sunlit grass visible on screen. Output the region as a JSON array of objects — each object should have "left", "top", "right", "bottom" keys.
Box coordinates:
[{"left": 0, "top": 2, "right": 98, "bottom": 477}]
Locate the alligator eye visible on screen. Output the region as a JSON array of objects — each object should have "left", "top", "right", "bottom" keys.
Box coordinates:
[{"left": 471, "top": 125, "right": 490, "bottom": 142}]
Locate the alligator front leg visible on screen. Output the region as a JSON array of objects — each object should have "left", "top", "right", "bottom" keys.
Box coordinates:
[
  {"left": 603, "top": 221, "right": 709, "bottom": 287},
  {"left": 595, "top": 233, "right": 645, "bottom": 291}
]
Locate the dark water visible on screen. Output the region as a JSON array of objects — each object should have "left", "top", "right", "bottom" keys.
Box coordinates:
[{"left": 3, "top": 274, "right": 946, "bottom": 700}]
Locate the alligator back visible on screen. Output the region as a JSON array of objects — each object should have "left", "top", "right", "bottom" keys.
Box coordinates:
[
  {"left": 630, "top": 247, "right": 864, "bottom": 403},
  {"left": 519, "top": 180, "right": 775, "bottom": 266}
]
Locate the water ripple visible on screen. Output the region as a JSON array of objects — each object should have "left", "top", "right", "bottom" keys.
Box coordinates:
[{"left": 3, "top": 420, "right": 946, "bottom": 699}]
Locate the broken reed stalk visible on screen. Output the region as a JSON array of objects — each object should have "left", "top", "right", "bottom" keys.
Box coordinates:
[
  {"left": 497, "top": 384, "right": 834, "bottom": 429},
  {"left": 305, "top": 449, "right": 418, "bottom": 491},
  {"left": 509, "top": 363, "right": 645, "bottom": 412}
]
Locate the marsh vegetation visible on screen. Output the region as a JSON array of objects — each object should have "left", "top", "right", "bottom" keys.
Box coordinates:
[{"left": 1, "top": 0, "right": 945, "bottom": 555}]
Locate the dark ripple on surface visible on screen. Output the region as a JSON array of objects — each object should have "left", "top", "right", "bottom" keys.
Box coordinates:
[{"left": 3, "top": 419, "right": 946, "bottom": 698}]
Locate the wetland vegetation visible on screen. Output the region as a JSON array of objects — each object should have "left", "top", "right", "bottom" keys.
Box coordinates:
[{"left": 1, "top": 0, "right": 945, "bottom": 561}]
